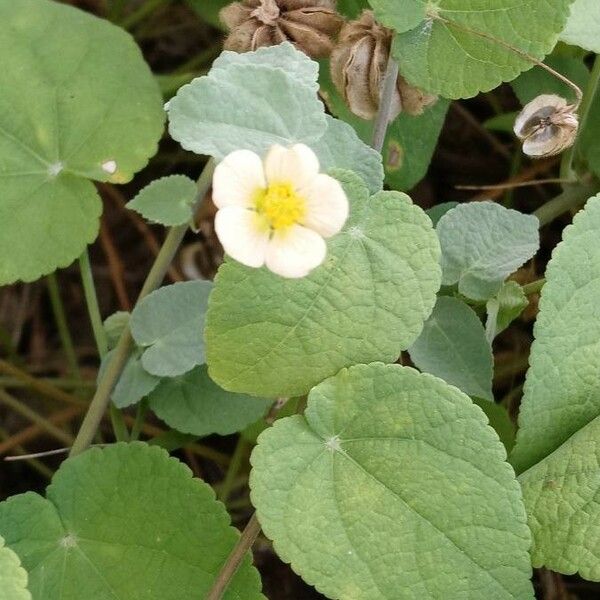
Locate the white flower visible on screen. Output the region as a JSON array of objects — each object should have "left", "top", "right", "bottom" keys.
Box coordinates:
[{"left": 212, "top": 144, "right": 349, "bottom": 278}]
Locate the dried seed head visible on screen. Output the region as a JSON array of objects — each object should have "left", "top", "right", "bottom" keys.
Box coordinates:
[
  {"left": 330, "top": 10, "right": 437, "bottom": 121},
  {"left": 220, "top": 0, "right": 343, "bottom": 59},
  {"left": 514, "top": 94, "right": 579, "bottom": 158}
]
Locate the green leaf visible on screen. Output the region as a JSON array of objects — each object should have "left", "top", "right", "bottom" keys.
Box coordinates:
[
  {"left": 242, "top": 397, "right": 301, "bottom": 445},
  {"left": 337, "top": 0, "right": 370, "bottom": 19},
  {"left": 560, "top": 0, "right": 600, "bottom": 52},
  {"left": 519, "top": 417, "right": 600, "bottom": 580},
  {"left": 473, "top": 398, "right": 516, "bottom": 454},
  {"left": 0, "top": 535, "right": 30, "bottom": 600},
  {"left": 511, "top": 55, "right": 589, "bottom": 105},
  {"left": 250, "top": 363, "right": 534, "bottom": 600},
  {"left": 319, "top": 62, "right": 449, "bottom": 191},
  {"left": 185, "top": 0, "right": 229, "bottom": 29},
  {"left": 167, "top": 44, "right": 326, "bottom": 160},
  {"left": 426, "top": 202, "right": 458, "bottom": 226},
  {"left": 130, "top": 280, "right": 212, "bottom": 377},
  {"left": 409, "top": 296, "right": 493, "bottom": 401},
  {"left": 148, "top": 364, "right": 272, "bottom": 437},
  {"left": 312, "top": 116, "right": 383, "bottom": 193},
  {"left": 206, "top": 171, "right": 441, "bottom": 398},
  {"left": 437, "top": 202, "right": 540, "bottom": 301},
  {"left": 103, "top": 311, "right": 130, "bottom": 349},
  {"left": 486, "top": 281, "right": 528, "bottom": 341},
  {"left": 371, "top": 0, "right": 574, "bottom": 98},
  {"left": 0, "top": 443, "right": 262, "bottom": 600},
  {"left": 511, "top": 194, "right": 600, "bottom": 473},
  {"left": 127, "top": 175, "right": 198, "bottom": 226},
  {"left": 99, "top": 349, "right": 160, "bottom": 409},
  {"left": 0, "top": 0, "right": 164, "bottom": 284}
]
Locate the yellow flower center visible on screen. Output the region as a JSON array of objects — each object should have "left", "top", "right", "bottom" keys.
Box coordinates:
[{"left": 254, "top": 182, "right": 306, "bottom": 230}]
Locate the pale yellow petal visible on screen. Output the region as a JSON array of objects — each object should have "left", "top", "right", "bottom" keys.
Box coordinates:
[
  {"left": 212, "top": 150, "right": 265, "bottom": 209},
  {"left": 302, "top": 174, "right": 349, "bottom": 238},
  {"left": 265, "top": 225, "right": 327, "bottom": 278},
  {"left": 264, "top": 143, "right": 320, "bottom": 190},
  {"left": 214, "top": 206, "right": 269, "bottom": 268}
]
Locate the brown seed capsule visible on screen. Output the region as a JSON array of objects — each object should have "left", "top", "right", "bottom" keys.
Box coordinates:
[
  {"left": 514, "top": 94, "right": 579, "bottom": 158},
  {"left": 220, "top": 0, "right": 343, "bottom": 59},
  {"left": 330, "top": 10, "right": 437, "bottom": 121}
]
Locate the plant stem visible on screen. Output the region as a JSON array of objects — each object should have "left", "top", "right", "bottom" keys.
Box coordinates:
[
  {"left": 0, "top": 425, "right": 54, "bottom": 479},
  {"left": 69, "top": 159, "right": 216, "bottom": 458},
  {"left": 206, "top": 513, "right": 262, "bottom": 600},
  {"left": 120, "top": 0, "right": 164, "bottom": 29},
  {"left": 130, "top": 399, "right": 148, "bottom": 441},
  {"left": 79, "top": 249, "right": 128, "bottom": 442},
  {"left": 560, "top": 54, "right": 600, "bottom": 181},
  {"left": 371, "top": 54, "right": 399, "bottom": 153},
  {"left": 46, "top": 273, "right": 80, "bottom": 379},
  {"left": 219, "top": 437, "right": 248, "bottom": 504},
  {"left": 533, "top": 182, "right": 599, "bottom": 227}
]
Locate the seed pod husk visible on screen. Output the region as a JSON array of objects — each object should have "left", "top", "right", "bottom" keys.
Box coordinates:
[
  {"left": 220, "top": 0, "right": 343, "bottom": 59},
  {"left": 514, "top": 94, "right": 579, "bottom": 158},
  {"left": 330, "top": 10, "right": 437, "bottom": 120}
]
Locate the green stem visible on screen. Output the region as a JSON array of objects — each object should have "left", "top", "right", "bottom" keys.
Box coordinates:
[
  {"left": 371, "top": 54, "right": 399, "bottom": 153},
  {"left": 218, "top": 437, "right": 248, "bottom": 504},
  {"left": 533, "top": 182, "right": 599, "bottom": 227},
  {"left": 560, "top": 55, "right": 600, "bottom": 181},
  {"left": 79, "top": 249, "right": 129, "bottom": 443},
  {"left": 120, "top": 0, "right": 164, "bottom": 29},
  {"left": 130, "top": 399, "right": 148, "bottom": 441},
  {"left": 206, "top": 514, "right": 262, "bottom": 600},
  {"left": 69, "top": 159, "right": 216, "bottom": 458},
  {"left": 46, "top": 273, "right": 80, "bottom": 379}
]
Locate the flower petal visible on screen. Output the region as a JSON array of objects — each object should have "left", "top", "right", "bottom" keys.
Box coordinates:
[
  {"left": 214, "top": 206, "right": 270, "bottom": 268},
  {"left": 265, "top": 225, "right": 327, "bottom": 278},
  {"left": 213, "top": 150, "right": 265, "bottom": 209},
  {"left": 302, "top": 174, "right": 349, "bottom": 238},
  {"left": 264, "top": 144, "right": 320, "bottom": 190}
]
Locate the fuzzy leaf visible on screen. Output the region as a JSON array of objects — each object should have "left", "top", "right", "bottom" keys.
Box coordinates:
[
  {"left": 512, "top": 194, "right": 600, "bottom": 473},
  {"left": 312, "top": 116, "right": 383, "bottom": 193},
  {"left": 368, "top": 0, "right": 574, "bottom": 98},
  {"left": 409, "top": 296, "right": 493, "bottom": 401},
  {"left": 0, "top": 536, "right": 30, "bottom": 600},
  {"left": 0, "top": 443, "right": 262, "bottom": 600},
  {"left": 167, "top": 45, "right": 326, "bottom": 160},
  {"left": 130, "top": 280, "right": 212, "bottom": 377},
  {"left": 148, "top": 365, "right": 272, "bottom": 437},
  {"left": 250, "top": 363, "right": 534, "bottom": 600},
  {"left": 486, "top": 281, "right": 528, "bottom": 340},
  {"left": 0, "top": 0, "right": 164, "bottom": 284},
  {"left": 437, "top": 202, "right": 540, "bottom": 301},
  {"left": 206, "top": 171, "right": 441, "bottom": 398},
  {"left": 560, "top": 0, "right": 600, "bottom": 52},
  {"left": 127, "top": 175, "right": 198, "bottom": 226}
]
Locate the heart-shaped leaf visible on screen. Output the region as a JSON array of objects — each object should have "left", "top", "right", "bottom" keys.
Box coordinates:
[
  {"left": 130, "top": 280, "right": 212, "bottom": 377},
  {"left": 206, "top": 171, "right": 441, "bottom": 398},
  {"left": 0, "top": 0, "right": 164, "bottom": 284},
  {"left": 250, "top": 363, "right": 534, "bottom": 599},
  {"left": 148, "top": 364, "right": 272, "bottom": 437},
  {"left": 0, "top": 443, "right": 263, "bottom": 600},
  {"left": 0, "top": 535, "right": 30, "bottom": 600},
  {"left": 560, "top": 0, "right": 600, "bottom": 52}
]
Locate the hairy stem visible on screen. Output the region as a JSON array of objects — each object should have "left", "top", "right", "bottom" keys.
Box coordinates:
[
  {"left": 371, "top": 54, "right": 399, "bottom": 153},
  {"left": 206, "top": 513, "right": 262, "bottom": 600},
  {"left": 533, "top": 182, "right": 599, "bottom": 227},
  {"left": 69, "top": 159, "right": 216, "bottom": 457}
]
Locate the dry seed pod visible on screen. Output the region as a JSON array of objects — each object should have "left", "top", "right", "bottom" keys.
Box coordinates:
[
  {"left": 330, "top": 10, "right": 437, "bottom": 120},
  {"left": 514, "top": 94, "right": 579, "bottom": 158},
  {"left": 220, "top": 0, "right": 343, "bottom": 59}
]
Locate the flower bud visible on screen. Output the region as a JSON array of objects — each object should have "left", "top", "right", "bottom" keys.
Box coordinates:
[
  {"left": 220, "top": 0, "right": 343, "bottom": 59},
  {"left": 514, "top": 94, "right": 579, "bottom": 158},
  {"left": 330, "top": 10, "right": 437, "bottom": 121}
]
